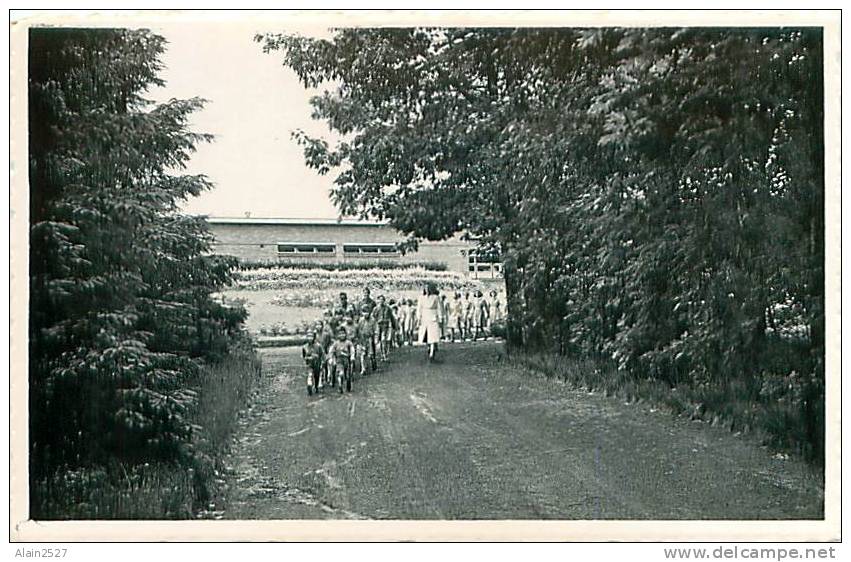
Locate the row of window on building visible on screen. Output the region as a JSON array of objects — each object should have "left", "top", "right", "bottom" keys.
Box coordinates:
[
  {"left": 466, "top": 250, "right": 502, "bottom": 277},
  {"left": 275, "top": 243, "right": 398, "bottom": 255},
  {"left": 272, "top": 242, "right": 502, "bottom": 278}
]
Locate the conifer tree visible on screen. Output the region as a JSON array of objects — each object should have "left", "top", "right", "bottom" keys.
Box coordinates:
[{"left": 29, "top": 28, "right": 246, "bottom": 483}]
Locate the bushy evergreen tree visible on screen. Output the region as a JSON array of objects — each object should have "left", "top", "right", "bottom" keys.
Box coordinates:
[{"left": 28, "top": 28, "right": 246, "bottom": 486}]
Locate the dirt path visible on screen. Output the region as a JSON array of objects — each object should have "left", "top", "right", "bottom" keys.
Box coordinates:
[{"left": 223, "top": 342, "right": 823, "bottom": 520}]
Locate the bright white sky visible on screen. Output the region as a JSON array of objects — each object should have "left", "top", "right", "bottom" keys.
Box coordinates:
[{"left": 148, "top": 22, "right": 340, "bottom": 219}]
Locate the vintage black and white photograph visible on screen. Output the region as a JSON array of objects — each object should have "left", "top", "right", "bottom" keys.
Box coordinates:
[{"left": 10, "top": 9, "right": 840, "bottom": 542}]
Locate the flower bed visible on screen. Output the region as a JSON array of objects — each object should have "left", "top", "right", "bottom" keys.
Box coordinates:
[
  {"left": 231, "top": 265, "right": 480, "bottom": 292},
  {"left": 237, "top": 260, "right": 448, "bottom": 272},
  {"left": 226, "top": 266, "right": 505, "bottom": 337}
]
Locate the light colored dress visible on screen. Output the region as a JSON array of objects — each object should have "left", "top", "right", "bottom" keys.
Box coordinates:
[
  {"left": 464, "top": 298, "right": 475, "bottom": 327},
  {"left": 493, "top": 298, "right": 503, "bottom": 323},
  {"left": 398, "top": 303, "right": 409, "bottom": 333},
  {"left": 448, "top": 298, "right": 461, "bottom": 329},
  {"left": 402, "top": 303, "right": 414, "bottom": 333},
  {"left": 417, "top": 294, "right": 442, "bottom": 344},
  {"left": 474, "top": 296, "right": 489, "bottom": 329}
]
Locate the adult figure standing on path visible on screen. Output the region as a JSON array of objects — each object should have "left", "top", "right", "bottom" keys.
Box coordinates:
[
  {"left": 438, "top": 294, "right": 449, "bottom": 341},
  {"left": 417, "top": 282, "right": 442, "bottom": 362},
  {"left": 360, "top": 286, "right": 376, "bottom": 316},
  {"left": 473, "top": 290, "right": 490, "bottom": 341}
]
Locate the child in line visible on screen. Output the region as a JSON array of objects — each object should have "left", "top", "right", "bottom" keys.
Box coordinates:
[
  {"left": 317, "top": 319, "right": 336, "bottom": 386},
  {"left": 397, "top": 299, "right": 411, "bottom": 345},
  {"left": 328, "top": 328, "right": 355, "bottom": 393},
  {"left": 389, "top": 298, "right": 402, "bottom": 348},
  {"left": 463, "top": 292, "right": 475, "bottom": 340},
  {"left": 334, "top": 291, "right": 352, "bottom": 318},
  {"left": 405, "top": 298, "right": 418, "bottom": 344},
  {"left": 355, "top": 305, "right": 377, "bottom": 375},
  {"left": 319, "top": 314, "right": 335, "bottom": 349},
  {"left": 473, "top": 290, "right": 490, "bottom": 341},
  {"left": 373, "top": 295, "right": 395, "bottom": 360},
  {"left": 360, "top": 287, "right": 376, "bottom": 316},
  {"left": 343, "top": 311, "right": 358, "bottom": 341},
  {"left": 439, "top": 294, "right": 449, "bottom": 341},
  {"left": 302, "top": 331, "right": 325, "bottom": 395},
  {"left": 487, "top": 290, "right": 503, "bottom": 335},
  {"left": 448, "top": 293, "right": 463, "bottom": 342}
]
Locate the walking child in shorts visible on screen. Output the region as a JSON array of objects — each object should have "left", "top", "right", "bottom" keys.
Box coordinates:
[
  {"left": 355, "top": 305, "right": 377, "bottom": 374},
  {"left": 328, "top": 328, "right": 355, "bottom": 393},
  {"left": 302, "top": 331, "right": 325, "bottom": 395},
  {"left": 374, "top": 295, "right": 395, "bottom": 360}
]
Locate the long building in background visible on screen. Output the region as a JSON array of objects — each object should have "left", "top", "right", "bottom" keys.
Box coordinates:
[{"left": 205, "top": 216, "right": 502, "bottom": 279}]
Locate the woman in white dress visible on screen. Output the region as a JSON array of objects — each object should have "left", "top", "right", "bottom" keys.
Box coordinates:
[
  {"left": 417, "top": 283, "right": 442, "bottom": 361},
  {"left": 486, "top": 289, "right": 501, "bottom": 334},
  {"left": 489, "top": 291, "right": 503, "bottom": 323}
]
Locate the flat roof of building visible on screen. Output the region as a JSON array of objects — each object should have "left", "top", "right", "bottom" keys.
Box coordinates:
[{"left": 204, "top": 216, "right": 389, "bottom": 227}]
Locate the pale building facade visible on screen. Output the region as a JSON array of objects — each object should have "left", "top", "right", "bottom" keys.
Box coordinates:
[{"left": 205, "top": 217, "right": 502, "bottom": 279}]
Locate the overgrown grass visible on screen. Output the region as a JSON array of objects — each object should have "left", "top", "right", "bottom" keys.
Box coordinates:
[
  {"left": 512, "top": 352, "right": 824, "bottom": 466},
  {"left": 193, "top": 342, "right": 263, "bottom": 456},
  {"left": 30, "top": 343, "right": 262, "bottom": 520},
  {"left": 30, "top": 462, "right": 196, "bottom": 520}
]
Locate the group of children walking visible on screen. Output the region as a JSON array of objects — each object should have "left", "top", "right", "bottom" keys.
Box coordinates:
[{"left": 302, "top": 286, "right": 504, "bottom": 396}]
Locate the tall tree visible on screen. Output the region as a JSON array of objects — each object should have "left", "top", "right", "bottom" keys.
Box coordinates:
[
  {"left": 258, "top": 28, "right": 594, "bottom": 345},
  {"left": 259, "top": 27, "right": 824, "bottom": 459},
  {"left": 28, "top": 28, "right": 245, "bottom": 483}
]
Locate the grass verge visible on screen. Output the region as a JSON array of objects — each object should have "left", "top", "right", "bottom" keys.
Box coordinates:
[
  {"left": 30, "top": 342, "right": 262, "bottom": 520},
  {"left": 511, "top": 352, "right": 824, "bottom": 467}
]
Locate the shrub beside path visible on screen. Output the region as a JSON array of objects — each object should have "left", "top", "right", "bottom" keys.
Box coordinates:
[{"left": 223, "top": 343, "right": 823, "bottom": 520}]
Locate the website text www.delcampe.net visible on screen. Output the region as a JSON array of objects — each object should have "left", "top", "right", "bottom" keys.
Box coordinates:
[{"left": 663, "top": 547, "right": 838, "bottom": 561}]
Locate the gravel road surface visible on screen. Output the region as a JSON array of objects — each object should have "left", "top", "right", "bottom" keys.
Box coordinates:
[{"left": 223, "top": 342, "right": 823, "bottom": 520}]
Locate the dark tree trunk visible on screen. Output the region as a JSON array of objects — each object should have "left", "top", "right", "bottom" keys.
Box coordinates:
[{"left": 502, "top": 252, "right": 524, "bottom": 353}]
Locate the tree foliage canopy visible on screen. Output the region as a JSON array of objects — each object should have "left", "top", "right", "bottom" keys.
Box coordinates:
[{"left": 258, "top": 27, "right": 825, "bottom": 460}]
